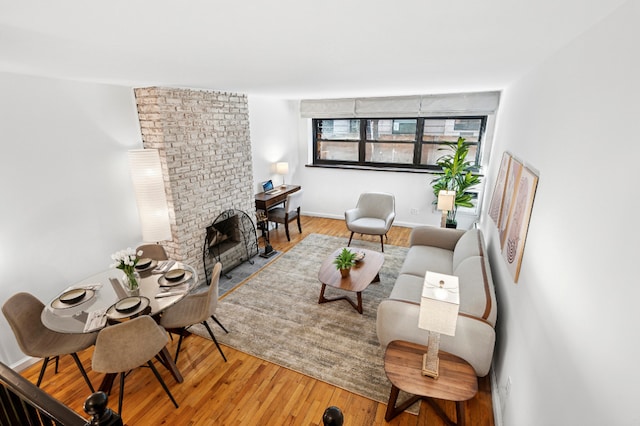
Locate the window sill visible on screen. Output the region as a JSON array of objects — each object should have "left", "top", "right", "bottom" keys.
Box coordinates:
[{"left": 305, "top": 163, "right": 437, "bottom": 174}]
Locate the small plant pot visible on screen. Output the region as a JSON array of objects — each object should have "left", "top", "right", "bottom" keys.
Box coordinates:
[
  {"left": 445, "top": 222, "right": 457, "bottom": 229},
  {"left": 340, "top": 268, "right": 350, "bottom": 278}
]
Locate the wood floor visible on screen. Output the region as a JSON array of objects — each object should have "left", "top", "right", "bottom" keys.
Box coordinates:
[{"left": 20, "top": 216, "right": 494, "bottom": 425}]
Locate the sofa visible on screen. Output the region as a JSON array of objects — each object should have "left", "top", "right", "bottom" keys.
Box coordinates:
[{"left": 376, "top": 226, "right": 497, "bottom": 377}]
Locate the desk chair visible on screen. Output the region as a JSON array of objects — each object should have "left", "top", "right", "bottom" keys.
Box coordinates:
[
  {"left": 269, "top": 189, "right": 304, "bottom": 241},
  {"left": 159, "top": 262, "right": 227, "bottom": 363},
  {"left": 345, "top": 192, "right": 396, "bottom": 252},
  {"left": 2, "top": 292, "right": 96, "bottom": 392},
  {"left": 91, "top": 315, "right": 178, "bottom": 414}
]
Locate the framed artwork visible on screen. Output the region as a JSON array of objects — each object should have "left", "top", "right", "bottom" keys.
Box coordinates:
[
  {"left": 488, "top": 152, "right": 511, "bottom": 227},
  {"left": 499, "top": 157, "right": 523, "bottom": 249},
  {"left": 501, "top": 166, "right": 538, "bottom": 283}
]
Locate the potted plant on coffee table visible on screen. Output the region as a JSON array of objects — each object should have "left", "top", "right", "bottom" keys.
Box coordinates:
[
  {"left": 431, "top": 137, "right": 481, "bottom": 228},
  {"left": 334, "top": 248, "right": 358, "bottom": 278}
]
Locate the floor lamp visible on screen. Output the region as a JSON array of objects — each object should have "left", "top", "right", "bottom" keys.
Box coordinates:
[{"left": 418, "top": 271, "right": 459, "bottom": 379}]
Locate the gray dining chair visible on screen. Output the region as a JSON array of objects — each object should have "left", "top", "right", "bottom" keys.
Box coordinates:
[
  {"left": 159, "top": 262, "right": 227, "bottom": 364},
  {"left": 345, "top": 192, "right": 396, "bottom": 252},
  {"left": 136, "top": 243, "right": 169, "bottom": 261},
  {"left": 2, "top": 292, "right": 97, "bottom": 392},
  {"left": 269, "top": 189, "right": 304, "bottom": 241},
  {"left": 91, "top": 315, "right": 179, "bottom": 415}
]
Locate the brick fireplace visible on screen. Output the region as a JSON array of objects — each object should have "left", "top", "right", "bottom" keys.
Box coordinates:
[{"left": 134, "top": 87, "right": 255, "bottom": 286}]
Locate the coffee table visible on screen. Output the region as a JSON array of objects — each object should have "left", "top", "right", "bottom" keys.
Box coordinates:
[
  {"left": 317, "top": 247, "right": 384, "bottom": 314},
  {"left": 384, "top": 340, "right": 478, "bottom": 425}
]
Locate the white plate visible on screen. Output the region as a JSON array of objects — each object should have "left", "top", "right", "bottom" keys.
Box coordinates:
[
  {"left": 115, "top": 296, "right": 142, "bottom": 313},
  {"left": 51, "top": 289, "right": 95, "bottom": 310},
  {"left": 158, "top": 270, "right": 193, "bottom": 287},
  {"left": 106, "top": 296, "right": 150, "bottom": 319}
]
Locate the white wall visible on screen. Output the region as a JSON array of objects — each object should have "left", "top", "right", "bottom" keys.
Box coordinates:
[
  {"left": 248, "top": 98, "right": 490, "bottom": 230},
  {"left": 0, "top": 73, "right": 143, "bottom": 367},
  {"left": 483, "top": 1, "right": 639, "bottom": 424}
]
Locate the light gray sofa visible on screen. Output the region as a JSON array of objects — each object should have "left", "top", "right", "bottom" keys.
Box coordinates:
[{"left": 376, "top": 226, "right": 497, "bottom": 377}]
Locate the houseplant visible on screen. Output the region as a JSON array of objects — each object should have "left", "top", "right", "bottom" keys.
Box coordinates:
[
  {"left": 333, "top": 248, "right": 358, "bottom": 277},
  {"left": 431, "top": 137, "right": 481, "bottom": 228}
]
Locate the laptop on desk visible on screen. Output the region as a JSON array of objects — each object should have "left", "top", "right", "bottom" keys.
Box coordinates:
[{"left": 262, "top": 179, "right": 282, "bottom": 195}]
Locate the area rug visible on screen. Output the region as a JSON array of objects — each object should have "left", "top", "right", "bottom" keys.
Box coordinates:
[
  {"left": 218, "top": 251, "right": 283, "bottom": 296},
  {"left": 191, "top": 233, "right": 416, "bottom": 411}
]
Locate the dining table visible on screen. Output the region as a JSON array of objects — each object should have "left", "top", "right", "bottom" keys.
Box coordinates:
[{"left": 41, "top": 260, "right": 198, "bottom": 387}]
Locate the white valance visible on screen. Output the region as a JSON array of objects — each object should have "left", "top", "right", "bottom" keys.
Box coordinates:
[{"left": 300, "top": 91, "right": 501, "bottom": 118}]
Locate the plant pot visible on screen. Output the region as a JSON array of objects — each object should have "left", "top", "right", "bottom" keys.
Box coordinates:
[
  {"left": 445, "top": 222, "right": 457, "bottom": 229},
  {"left": 340, "top": 268, "right": 350, "bottom": 278}
]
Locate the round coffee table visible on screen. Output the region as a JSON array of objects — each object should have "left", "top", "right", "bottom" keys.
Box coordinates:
[
  {"left": 317, "top": 247, "right": 384, "bottom": 314},
  {"left": 384, "top": 340, "right": 478, "bottom": 425}
]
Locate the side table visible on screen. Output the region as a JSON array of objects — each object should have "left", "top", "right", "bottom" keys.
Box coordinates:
[{"left": 384, "top": 340, "right": 477, "bottom": 425}]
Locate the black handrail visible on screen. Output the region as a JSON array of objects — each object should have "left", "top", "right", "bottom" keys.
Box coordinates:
[{"left": 0, "top": 361, "right": 121, "bottom": 426}]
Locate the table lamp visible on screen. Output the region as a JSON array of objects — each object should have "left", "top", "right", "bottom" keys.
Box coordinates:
[
  {"left": 276, "top": 162, "right": 289, "bottom": 187},
  {"left": 418, "top": 271, "right": 459, "bottom": 378},
  {"left": 437, "top": 190, "right": 456, "bottom": 228}
]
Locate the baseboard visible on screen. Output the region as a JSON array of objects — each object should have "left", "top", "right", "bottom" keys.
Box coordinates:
[
  {"left": 10, "top": 356, "right": 39, "bottom": 372},
  {"left": 491, "top": 368, "right": 504, "bottom": 426},
  {"left": 300, "top": 211, "right": 427, "bottom": 229}
]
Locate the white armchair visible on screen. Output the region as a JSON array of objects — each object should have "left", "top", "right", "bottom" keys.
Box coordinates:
[{"left": 345, "top": 192, "right": 396, "bottom": 252}]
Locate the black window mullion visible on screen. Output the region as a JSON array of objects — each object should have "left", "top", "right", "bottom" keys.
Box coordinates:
[
  {"left": 413, "top": 118, "right": 424, "bottom": 165},
  {"left": 358, "top": 119, "right": 366, "bottom": 164}
]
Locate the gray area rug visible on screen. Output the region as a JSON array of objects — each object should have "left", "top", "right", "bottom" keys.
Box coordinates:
[{"left": 191, "top": 233, "right": 414, "bottom": 410}]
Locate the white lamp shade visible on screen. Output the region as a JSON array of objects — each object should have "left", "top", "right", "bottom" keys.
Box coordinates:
[
  {"left": 276, "top": 162, "right": 289, "bottom": 175},
  {"left": 418, "top": 271, "right": 460, "bottom": 336},
  {"left": 437, "top": 190, "right": 456, "bottom": 212},
  {"left": 128, "top": 149, "right": 172, "bottom": 242}
]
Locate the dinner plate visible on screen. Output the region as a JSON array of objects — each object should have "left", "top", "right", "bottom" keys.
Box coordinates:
[
  {"left": 158, "top": 270, "right": 193, "bottom": 287},
  {"left": 51, "top": 289, "right": 96, "bottom": 310},
  {"left": 135, "top": 259, "right": 158, "bottom": 272},
  {"left": 136, "top": 258, "right": 152, "bottom": 269},
  {"left": 106, "top": 296, "right": 150, "bottom": 319},
  {"left": 164, "top": 268, "right": 186, "bottom": 281},
  {"left": 59, "top": 289, "right": 86, "bottom": 304},
  {"left": 115, "top": 296, "right": 142, "bottom": 313}
]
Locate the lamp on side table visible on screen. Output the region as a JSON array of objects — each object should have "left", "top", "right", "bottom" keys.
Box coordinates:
[{"left": 418, "top": 271, "right": 459, "bottom": 378}]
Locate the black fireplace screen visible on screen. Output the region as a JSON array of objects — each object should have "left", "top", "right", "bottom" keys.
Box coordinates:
[{"left": 202, "top": 209, "right": 258, "bottom": 284}]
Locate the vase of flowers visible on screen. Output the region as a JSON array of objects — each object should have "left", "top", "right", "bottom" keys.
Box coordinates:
[{"left": 111, "top": 248, "right": 143, "bottom": 296}]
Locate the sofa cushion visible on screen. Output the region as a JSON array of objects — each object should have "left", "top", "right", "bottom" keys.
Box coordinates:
[
  {"left": 388, "top": 273, "right": 424, "bottom": 303},
  {"left": 454, "top": 256, "right": 492, "bottom": 320},
  {"left": 452, "top": 229, "right": 482, "bottom": 270},
  {"left": 400, "top": 246, "right": 453, "bottom": 277}
]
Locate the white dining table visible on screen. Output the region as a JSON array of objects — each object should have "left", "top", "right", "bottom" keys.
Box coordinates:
[
  {"left": 41, "top": 261, "right": 198, "bottom": 334},
  {"left": 41, "top": 261, "right": 198, "bottom": 387}
]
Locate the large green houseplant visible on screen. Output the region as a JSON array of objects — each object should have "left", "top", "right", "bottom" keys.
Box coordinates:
[{"left": 431, "top": 137, "right": 481, "bottom": 227}]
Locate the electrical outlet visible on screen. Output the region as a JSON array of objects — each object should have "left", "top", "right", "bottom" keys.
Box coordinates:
[
  {"left": 410, "top": 208, "right": 419, "bottom": 215},
  {"left": 505, "top": 376, "right": 512, "bottom": 397}
]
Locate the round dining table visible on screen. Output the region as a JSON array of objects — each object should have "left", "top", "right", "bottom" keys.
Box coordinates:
[{"left": 41, "top": 261, "right": 198, "bottom": 386}]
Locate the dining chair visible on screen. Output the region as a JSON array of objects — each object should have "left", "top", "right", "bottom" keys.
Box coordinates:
[
  {"left": 345, "top": 192, "right": 396, "bottom": 252},
  {"left": 91, "top": 315, "right": 179, "bottom": 415},
  {"left": 2, "top": 292, "right": 97, "bottom": 392},
  {"left": 159, "top": 262, "right": 227, "bottom": 363},
  {"left": 269, "top": 189, "right": 304, "bottom": 241},
  {"left": 136, "top": 244, "right": 169, "bottom": 261}
]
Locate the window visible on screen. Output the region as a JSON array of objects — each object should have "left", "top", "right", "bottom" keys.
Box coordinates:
[{"left": 313, "top": 116, "right": 486, "bottom": 170}]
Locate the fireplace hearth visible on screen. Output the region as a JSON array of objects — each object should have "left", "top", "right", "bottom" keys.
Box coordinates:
[{"left": 203, "top": 209, "right": 259, "bottom": 284}]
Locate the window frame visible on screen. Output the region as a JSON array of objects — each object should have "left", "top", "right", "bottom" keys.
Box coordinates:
[{"left": 312, "top": 116, "right": 487, "bottom": 172}]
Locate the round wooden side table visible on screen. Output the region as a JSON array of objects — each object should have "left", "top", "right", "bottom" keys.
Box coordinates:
[{"left": 384, "top": 340, "right": 478, "bottom": 425}]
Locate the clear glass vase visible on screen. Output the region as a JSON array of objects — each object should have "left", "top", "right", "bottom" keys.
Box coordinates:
[{"left": 123, "top": 270, "right": 140, "bottom": 296}]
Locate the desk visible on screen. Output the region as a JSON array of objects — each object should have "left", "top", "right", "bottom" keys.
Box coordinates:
[
  {"left": 384, "top": 340, "right": 478, "bottom": 425},
  {"left": 254, "top": 184, "right": 301, "bottom": 218}
]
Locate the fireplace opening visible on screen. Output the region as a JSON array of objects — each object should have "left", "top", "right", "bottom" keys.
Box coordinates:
[{"left": 203, "top": 209, "right": 259, "bottom": 284}]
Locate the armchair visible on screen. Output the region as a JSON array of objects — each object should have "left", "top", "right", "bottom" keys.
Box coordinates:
[{"left": 345, "top": 192, "right": 395, "bottom": 252}]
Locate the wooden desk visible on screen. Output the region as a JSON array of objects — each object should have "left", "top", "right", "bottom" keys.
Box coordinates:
[
  {"left": 384, "top": 340, "right": 478, "bottom": 425},
  {"left": 255, "top": 184, "right": 301, "bottom": 218}
]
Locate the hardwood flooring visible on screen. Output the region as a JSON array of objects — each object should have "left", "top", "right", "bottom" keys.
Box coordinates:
[{"left": 20, "top": 216, "right": 494, "bottom": 425}]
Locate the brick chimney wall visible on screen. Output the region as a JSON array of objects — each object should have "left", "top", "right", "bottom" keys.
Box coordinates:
[{"left": 134, "top": 87, "right": 254, "bottom": 285}]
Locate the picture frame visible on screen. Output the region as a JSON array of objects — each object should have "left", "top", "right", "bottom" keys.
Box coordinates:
[
  {"left": 499, "top": 156, "right": 523, "bottom": 249},
  {"left": 501, "top": 165, "right": 538, "bottom": 283},
  {"left": 488, "top": 152, "right": 511, "bottom": 227}
]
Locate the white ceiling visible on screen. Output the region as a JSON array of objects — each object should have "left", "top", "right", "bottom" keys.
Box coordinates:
[{"left": 0, "top": 0, "right": 627, "bottom": 98}]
